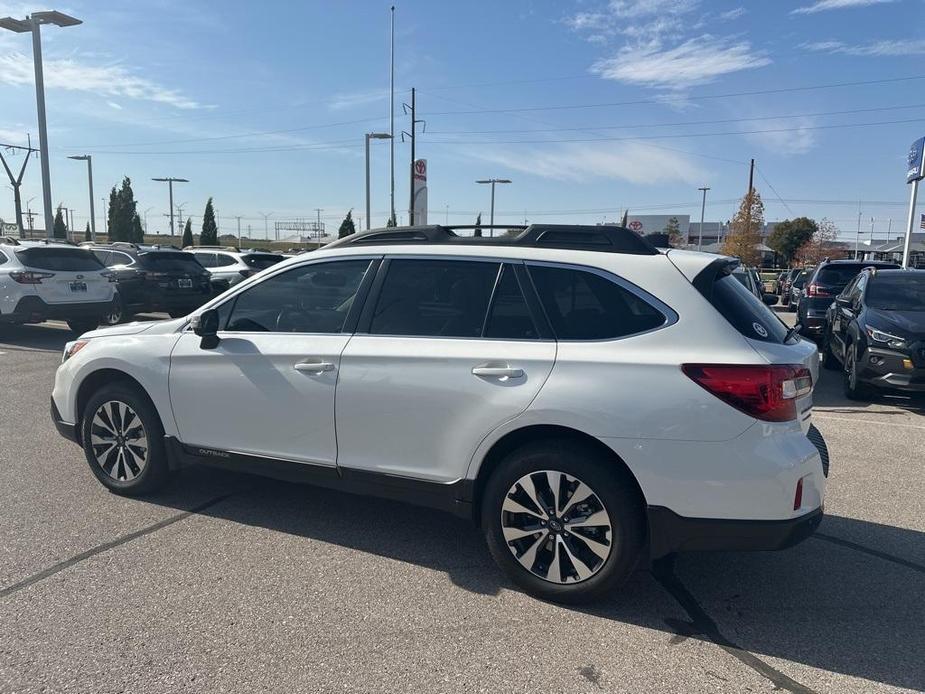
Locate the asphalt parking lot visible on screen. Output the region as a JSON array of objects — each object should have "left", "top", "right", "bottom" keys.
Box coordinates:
[{"left": 1, "top": 312, "right": 923, "bottom": 694}]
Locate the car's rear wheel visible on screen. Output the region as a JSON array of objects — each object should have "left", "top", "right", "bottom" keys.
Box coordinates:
[
  {"left": 102, "top": 295, "right": 124, "bottom": 325},
  {"left": 843, "top": 342, "right": 871, "bottom": 400},
  {"left": 482, "top": 440, "right": 644, "bottom": 604},
  {"left": 66, "top": 318, "right": 99, "bottom": 335},
  {"left": 80, "top": 383, "right": 170, "bottom": 495}
]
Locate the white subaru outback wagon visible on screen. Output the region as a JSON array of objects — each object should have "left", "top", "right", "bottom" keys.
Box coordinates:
[{"left": 51, "top": 225, "right": 827, "bottom": 603}]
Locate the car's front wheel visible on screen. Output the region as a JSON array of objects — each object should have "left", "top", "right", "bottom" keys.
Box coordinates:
[
  {"left": 843, "top": 342, "right": 871, "bottom": 400},
  {"left": 482, "top": 440, "right": 644, "bottom": 604},
  {"left": 80, "top": 383, "right": 170, "bottom": 495}
]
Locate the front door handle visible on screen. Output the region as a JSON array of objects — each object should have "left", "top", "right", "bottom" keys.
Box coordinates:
[
  {"left": 472, "top": 365, "right": 524, "bottom": 379},
  {"left": 294, "top": 360, "right": 335, "bottom": 374}
]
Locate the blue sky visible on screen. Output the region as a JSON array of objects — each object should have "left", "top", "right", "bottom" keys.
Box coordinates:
[{"left": 1, "top": 0, "right": 925, "bottom": 239}]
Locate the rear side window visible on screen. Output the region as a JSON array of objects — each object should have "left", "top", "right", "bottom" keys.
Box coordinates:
[
  {"left": 484, "top": 265, "right": 538, "bottom": 340},
  {"left": 140, "top": 252, "right": 204, "bottom": 272},
  {"left": 193, "top": 252, "right": 216, "bottom": 268},
  {"left": 213, "top": 254, "right": 237, "bottom": 267},
  {"left": 91, "top": 250, "right": 111, "bottom": 265},
  {"left": 15, "top": 247, "right": 104, "bottom": 272},
  {"left": 528, "top": 265, "right": 665, "bottom": 340},
  {"left": 369, "top": 259, "right": 499, "bottom": 338},
  {"left": 707, "top": 273, "right": 788, "bottom": 344},
  {"left": 108, "top": 251, "right": 134, "bottom": 266},
  {"left": 242, "top": 253, "right": 284, "bottom": 270}
]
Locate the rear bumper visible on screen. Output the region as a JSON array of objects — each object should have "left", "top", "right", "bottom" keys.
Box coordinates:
[
  {"left": 51, "top": 397, "right": 79, "bottom": 444},
  {"left": 648, "top": 506, "right": 823, "bottom": 558},
  {"left": 3, "top": 296, "right": 114, "bottom": 323}
]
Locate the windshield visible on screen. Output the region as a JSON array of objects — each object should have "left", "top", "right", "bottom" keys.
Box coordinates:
[
  {"left": 866, "top": 274, "right": 925, "bottom": 311},
  {"left": 242, "top": 253, "right": 284, "bottom": 270},
  {"left": 140, "top": 252, "right": 205, "bottom": 272},
  {"left": 15, "top": 247, "right": 105, "bottom": 272},
  {"left": 793, "top": 271, "right": 810, "bottom": 288}
]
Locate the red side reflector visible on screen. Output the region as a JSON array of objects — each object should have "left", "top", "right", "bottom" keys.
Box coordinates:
[
  {"left": 682, "top": 364, "right": 813, "bottom": 422},
  {"left": 793, "top": 478, "right": 804, "bottom": 510}
]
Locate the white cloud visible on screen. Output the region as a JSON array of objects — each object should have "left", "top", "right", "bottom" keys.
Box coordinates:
[
  {"left": 326, "top": 88, "right": 390, "bottom": 111},
  {"left": 592, "top": 37, "right": 770, "bottom": 89},
  {"left": 792, "top": 0, "right": 895, "bottom": 15},
  {"left": 0, "top": 126, "right": 30, "bottom": 145},
  {"left": 802, "top": 38, "right": 925, "bottom": 55},
  {"left": 106, "top": 101, "right": 123, "bottom": 110},
  {"left": 719, "top": 7, "right": 747, "bottom": 20},
  {"left": 564, "top": 12, "right": 609, "bottom": 31},
  {"left": 608, "top": 0, "right": 699, "bottom": 18},
  {"left": 743, "top": 117, "right": 817, "bottom": 155},
  {"left": 0, "top": 52, "right": 204, "bottom": 109},
  {"left": 467, "top": 141, "right": 705, "bottom": 185}
]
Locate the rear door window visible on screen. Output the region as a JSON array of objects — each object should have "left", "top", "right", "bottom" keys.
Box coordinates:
[
  {"left": 528, "top": 264, "right": 666, "bottom": 340},
  {"left": 484, "top": 265, "right": 538, "bottom": 340},
  {"left": 16, "top": 247, "right": 105, "bottom": 272},
  {"left": 193, "top": 252, "right": 216, "bottom": 268},
  {"left": 369, "top": 259, "right": 499, "bottom": 338},
  {"left": 705, "top": 273, "right": 789, "bottom": 343},
  {"left": 213, "top": 253, "right": 237, "bottom": 267}
]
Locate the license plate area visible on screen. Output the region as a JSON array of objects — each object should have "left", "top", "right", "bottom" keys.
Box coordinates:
[
  {"left": 178, "top": 278, "right": 193, "bottom": 288},
  {"left": 69, "top": 281, "right": 87, "bottom": 293}
]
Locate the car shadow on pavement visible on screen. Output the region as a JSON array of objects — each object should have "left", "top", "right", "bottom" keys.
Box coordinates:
[
  {"left": 812, "top": 362, "right": 925, "bottom": 415},
  {"left": 147, "top": 465, "right": 925, "bottom": 691},
  {"left": 0, "top": 323, "right": 74, "bottom": 352}
]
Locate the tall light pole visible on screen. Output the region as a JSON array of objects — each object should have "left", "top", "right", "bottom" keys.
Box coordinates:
[
  {"left": 1, "top": 11, "right": 82, "bottom": 238},
  {"left": 697, "top": 186, "right": 710, "bottom": 251},
  {"left": 68, "top": 154, "right": 96, "bottom": 242},
  {"left": 258, "top": 211, "right": 273, "bottom": 240},
  {"left": 476, "top": 178, "right": 511, "bottom": 235},
  {"left": 151, "top": 177, "right": 188, "bottom": 238},
  {"left": 101, "top": 197, "right": 107, "bottom": 235},
  {"left": 365, "top": 132, "right": 391, "bottom": 230},
  {"left": 389, "top": 5, "right": 396, "bottom": 226}
]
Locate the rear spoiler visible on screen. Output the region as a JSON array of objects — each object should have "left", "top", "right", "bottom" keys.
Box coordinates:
[{"left": 691, "top": 257, "right": 741, "bottom": 301}]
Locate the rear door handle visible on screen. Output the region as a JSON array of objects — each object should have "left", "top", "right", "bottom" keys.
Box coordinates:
[
  {"left": 294, "top": 360, "right": 335, "bottom": 373},
  {"left": 472, "top": 365, "right": 524, "bottom": 379}
]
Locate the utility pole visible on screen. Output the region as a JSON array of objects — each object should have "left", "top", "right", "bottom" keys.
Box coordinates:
[
  {"left": 101, "top": 197, "right": 107, "bottom": 236},
  {"left": 258, "top": 211, "right": 272, "bottom": 240},
  {"left": 151, "top": 177, "right": 188, "bottom": 238},
  {"left": 315, "top": 208, "right": 323, "bottom": 239},
  {"left": 389, "top": 5, "right": 396, "bottom": 226},
  {"left": 403, "top": 88, "right": 425, "bottom": 225},
  {"left": 476, "top": 179, "right": 511, "bottom": 235},
  {"left": 0, "top": 140, "right": 36, "bottom": 236},
  {"left": 68, "top": 208, "right": 76, "bottom": 237},
  {"left": 855, "top": 203, "right": 862, "bottom": 259},
  {"left": 743, "top": 159, "right": 754, "bottom": 244},
  {"left": 697, "top": 186, "right": 710, "bottom": 251}
]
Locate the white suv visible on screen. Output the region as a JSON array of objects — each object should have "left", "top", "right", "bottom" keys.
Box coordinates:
[
  {"left": 51, "top": 225, "right": 826, "bottom": 603},
  {"left": 184, "top": 247, "right": 284, "bottom": 291},
  {"left": 0, "top": 237, "right": 116, "bottom": 334}
]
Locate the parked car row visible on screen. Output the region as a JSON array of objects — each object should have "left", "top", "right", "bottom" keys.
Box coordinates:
[{"left": 0, "top": 237, "right": 286, "bottom": 333}]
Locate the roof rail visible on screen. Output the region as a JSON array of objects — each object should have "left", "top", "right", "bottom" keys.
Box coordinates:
[
  {"left": 325, "top": 224, "right": 658, "bottom": 255},
  {"left": 185, "top": 245, "right": 239, "bottom": 252}
]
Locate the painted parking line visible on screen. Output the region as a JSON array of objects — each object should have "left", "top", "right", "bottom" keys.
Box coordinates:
[{"left": 814, "top": 414, "right": 925, "bottom": 430}]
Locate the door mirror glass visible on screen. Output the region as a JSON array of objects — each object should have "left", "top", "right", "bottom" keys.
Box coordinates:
[{"left": 191, "top": 308, "right": 220, "bottom": 349}]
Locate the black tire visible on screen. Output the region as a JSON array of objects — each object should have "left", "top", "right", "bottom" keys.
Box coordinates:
[
  {"left": 821, "top": 329, "right": 839, "bottom": 370},
  {"left": 80, "top": 382, "right": 170, "bottom": 495},
  {"left": 482, "top": 439, "right": 644, "bottom": 605},
  {"left": 66, "top": 318, "right": 99, "bottom": 335},
  {"left": 102, "top": 295, "right": 124, "bottom": 326},
  {"left": 843, "top": 342, "right": 871, "bottom": 401}
]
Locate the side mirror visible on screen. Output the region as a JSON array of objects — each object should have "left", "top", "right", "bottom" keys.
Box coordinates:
[
  {"left": 834, "top": 295, "right": 850, "bottom": 308},
  {"left": 762, "top": 293, "right": 778, "bottom": 306},
  {"left": 190, "top": 308, "right": 220, "bottom": 349}
]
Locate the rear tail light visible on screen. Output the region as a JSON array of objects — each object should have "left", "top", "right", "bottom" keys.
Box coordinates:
[
  {"left": 682, "top": 364, "right": 813, "bottom": 422},
  {"left": 805, "top": 284, "right": 831, "bottom": 297},
  {"left": 9, "top": 271, "right": 55, "bottom": 284}
]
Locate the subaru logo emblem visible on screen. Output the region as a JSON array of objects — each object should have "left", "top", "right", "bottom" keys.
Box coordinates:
[
  {"left": 76, "top": 274, "right": 84, "bottom": 279},
  {"left": 752, "top": 322, "right": 768, "bottom": 338}
]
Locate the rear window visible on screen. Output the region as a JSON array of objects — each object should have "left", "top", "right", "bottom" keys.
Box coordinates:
[
  {"left": 866, "top": 274, "right": 925, "bottom": 311},
  {"left": 140, "top": 252, "right": 204, "bottom": 272},
  {"left": 706, "top": 273, "right": 789, "bottom": 344},
  {"left": 816, "top": 263, "right": 898, "bottom": 287},
  {"left": 242, "top": 253, "right": 284, "bottom": 270},
  {"left": 16, "top": 247, "right": 105, "bottom": 272}
]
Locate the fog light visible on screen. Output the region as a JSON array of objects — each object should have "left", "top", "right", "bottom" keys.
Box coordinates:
[{"left": 903, "top": 359, "right": 914, "bottom": 370}]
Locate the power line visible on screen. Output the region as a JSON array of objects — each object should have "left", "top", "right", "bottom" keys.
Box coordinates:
[{"left": 754, "top": 165, "right": 795, "bottom": 218}]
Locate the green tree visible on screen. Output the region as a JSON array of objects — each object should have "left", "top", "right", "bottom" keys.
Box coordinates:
[
  {"left": 53, "top": 206, "right": 67, "bottom": 239},
  {"left": 385, "top": 213, "right": 397, "bottom": 228},
  {"left": 722, "top": 189, "right": 765, "bottom": 267},
  {"left": 338, "top": 210, "right": 356, "bottom": 239},
  {"left": 767, "top": 217, "right": 817, "bottom": 265},
  {"left": 181, "top": 218, "right": 193, "bottom": 247},
  {"left": 107, "top": 177, "right": 138, "bottom": 242},
  {"left": 201, "top": 197, "right": 218, "bottom": 245},
  {"left": 131, "top": 214, "right": 144, "bottom": 243},
  {"left": 84, "top": 222, "right": 91, "bottom": 242},
  {"left": 663, "top": 216, "right": 683, "bottom": 247},
  {"left": 474, "top": 212, "right": 482, "bottom": 238}
]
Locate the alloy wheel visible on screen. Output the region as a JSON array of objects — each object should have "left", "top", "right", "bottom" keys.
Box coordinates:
[
  {"left": 501, "top": 470, "right": 613, "bottom": 584},
  {"left": 90, "top": 400, "right": 148, "bottom": 481}
]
